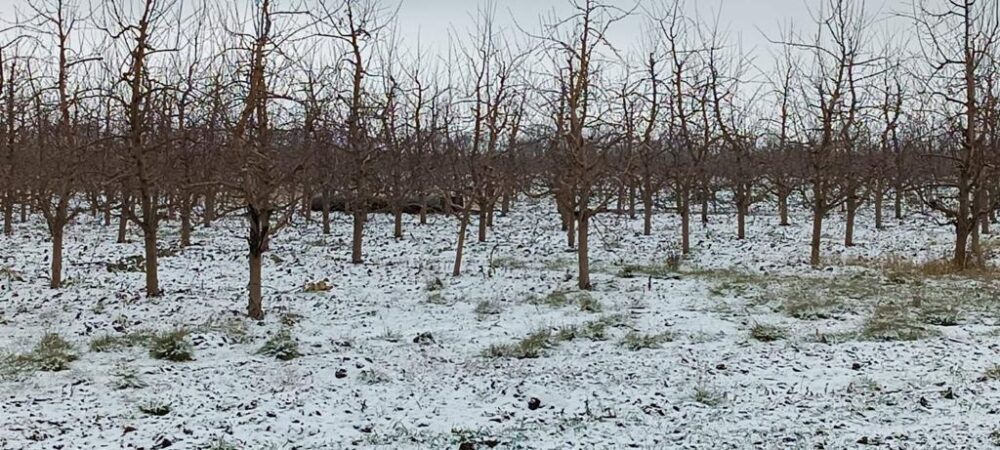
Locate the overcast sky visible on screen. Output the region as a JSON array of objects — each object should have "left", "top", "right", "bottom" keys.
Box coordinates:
[
  {"left": 0, "top": 0, "right": 911, "bottom": 75},
  {"left": 395, "top": 0, "right": 907, "bottom": 71}
]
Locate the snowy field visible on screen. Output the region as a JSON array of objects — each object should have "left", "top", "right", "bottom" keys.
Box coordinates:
[{"left": 1, "top": 203, "right": 999, "bottom": 449}]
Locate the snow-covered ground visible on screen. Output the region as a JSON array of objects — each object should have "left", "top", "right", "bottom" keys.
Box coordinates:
[{"left": 1, "top": 203, "right": 999, "bottom": 449}]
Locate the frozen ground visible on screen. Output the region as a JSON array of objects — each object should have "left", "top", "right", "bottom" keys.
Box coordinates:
[{"left": 1, "top": 203, "right": 999, "bottom": 449}]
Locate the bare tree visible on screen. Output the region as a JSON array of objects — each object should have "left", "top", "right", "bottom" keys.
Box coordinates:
[
  {"left": 223, "top": 0, "right": 305, "bottom": 319},
  {"left": 912, "top": 0, "right": 1000, "bottom": 268},
  {"left": 25, "top": 0, "right": 98, "bottom": 288},
  {"left": 539, "top": 0, "right": 631, "bottom": 289},
  {"left": 776, "top": 0, "right": 874, "bottom": 266},
  {"left": 314, "top": 0, "right": 390, "bottom": 265},
  {"left": 98, "top": 0, "right": 178, "bottom": 296}
]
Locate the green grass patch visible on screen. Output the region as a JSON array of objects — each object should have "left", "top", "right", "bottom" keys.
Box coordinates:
[
  {"left": 149, "top": 329, "right": 195, "bottom": 362},
  {"left": 861, "top": 303, "right": 937, "bottom": 342},
  {"left": 258, "top": 329, "right": 301, "bottom": 361},
  {"left": 618, "top": 331, "right": 673, "bottom": 351},
  {"left": 749, "top": 323, "right": 788, "bottom": 342}
]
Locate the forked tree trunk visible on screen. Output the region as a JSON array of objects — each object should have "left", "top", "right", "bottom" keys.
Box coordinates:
[
  {"left": 954, "top": 181, "right": 973, "bottom": 269},
  {"left": 845, "top": 195, "right": 857, "bottom": 247},
  {"left": 246, "top": 205, "right": 269, "bottom": 321}
]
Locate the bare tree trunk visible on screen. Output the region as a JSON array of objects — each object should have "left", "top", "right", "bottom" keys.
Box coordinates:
[
  {"left": 737, "top": 200, "right": 747, "bottom": 240},
  {"left": 954, "top": 180, "right": 973, "bottom": 269},
  {"left": 874, "top": 187, "right": 884, "bottom": 230},
  {"left": 477, "top": 208, "right": 487, "bottom": 242},
  {"left": 393, "top": 208, "right": 403, "bottom": 239},
  {"left": 894, "top": 184, "right": 903, "bottom": 221},
  {"left": 558, "top": 196, "right": 568, "bottom": 232},
  {"left": 700, "top": 186, "right": 709, "bottom": 226},
  {"left": 680, "top": 185, "right": 691, "bottom": 254},
  {"left": 566, "top": 210, "right": 576, "bottom": 248},
  {"left": 50, "top": 226, "right": 63, "bottom": 289},
  {"left": 103, "top": 189, "right": 113, "bottom": 226},
  {"left": 351, "top": 210, "right": 364, "bottom": 264},
  {"left": 302, "top": 190, "right": 312, "bottom": 223},
  {"left": 628, "top": 185, "right": 637, "bottom": 219},
  {"left": 577, "top": 210, "right": 591, "bottom": 290},
  {"left": 203, "top": 188, "right": 216, "bottom": 227},
  {"left": 88, "top": 193, "right": 99, "bottom": 218},
  {"left": 642, "top": 184, "right": 653, "bottom": 236},
  {"left": 955, "top": 219, "right": 969, "bottom": 269},
  {"left": 778, "top": 190, "right": 790, "bottom": 226},
  {"left": 419, "top": 193, "right": 428, "bottom": 225},
  {"left": 972, "top": 217, "right": 983, "bottom": 267},
  {"left": 981, "top": 188, "right": 991, "bottom": 235},
  {"left": 810, "top": 187, "right": 825, "bottom": 267},
  {"left": 453, "top": 206, "right": 472, "bottom": 276},
  {"left": 179, "top": 194, "right": 192, "bottom": 247},
  {"left": 2, "top": 192, "right": 12, "bottom": 235},
  {"left": 321, "top": 191, "right": 331, "bottom": 235},
  {"left": 248, "top": 252, "right": 263, "bottom": 320},
  {"left": 117, "top": 195, "right": 131, "bottom": 244},
  {"left": 616, "top": 182, "right": 625, "bottom": 212},
  {"left": 143, "top": 228, "right": 160, "bottom": 296},
  {"left": 735, "top": 184, "right": 749, "bottom": 240},
  {"left": 501, "top": 191, "right": 510, "bottom": 216},
  {"left": 166, "top": 196, "right": 177, "bottom": 221},
  {"left": 845, "top": 195, "right": 857, "bottom": 247}
]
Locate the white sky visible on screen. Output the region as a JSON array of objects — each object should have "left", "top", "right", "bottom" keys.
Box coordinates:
[
  {"left": 395, "top": 0, "right": 909, "bottom": 72},
  {"left": 0, "top": 0, "right": 914, "bottom": 81}
]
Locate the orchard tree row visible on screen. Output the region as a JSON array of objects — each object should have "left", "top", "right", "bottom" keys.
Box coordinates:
[{"left": 0, "top": 0, "right": 998, "bottom": 318}]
